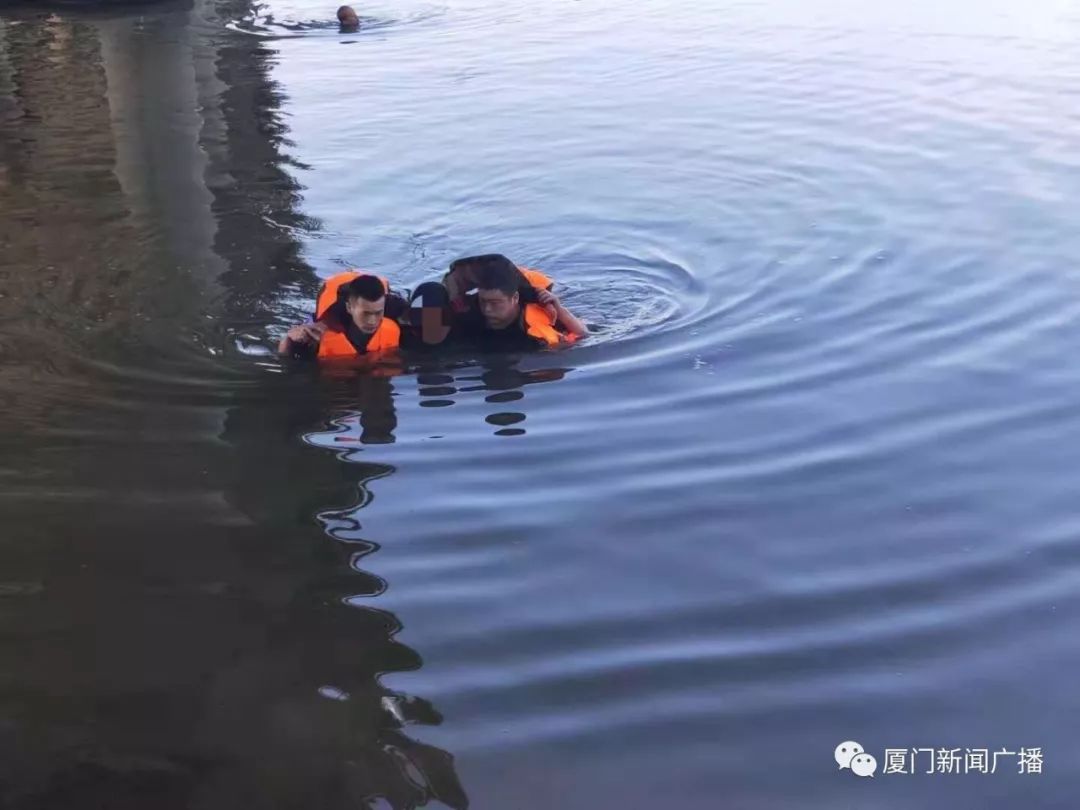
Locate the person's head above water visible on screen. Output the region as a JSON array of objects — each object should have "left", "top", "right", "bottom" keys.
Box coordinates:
[
  {"left": 338, "top": 273, "right": 385, "bottom": 334},
  {"left": 467, "top": 254, "right": 525, "bottom": 330},
  {"left": 336, "top": 5, "right": 360, "bottom": 29},
  {"left": 409, "top": 282, "right": 453, "bottom": 345}
]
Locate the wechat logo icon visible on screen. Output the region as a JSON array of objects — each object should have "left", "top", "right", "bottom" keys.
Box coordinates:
[{"left": 835, "top": 741, "right": 877, "bottom": 778}]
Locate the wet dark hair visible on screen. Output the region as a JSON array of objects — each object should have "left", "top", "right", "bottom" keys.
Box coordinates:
[
  {"left": 339, "top": 274, "right": 386, "bottom": 304},
  {"left": 410, "top": 281, "right": 452, "bottom": 327},
  {"left": 410, "top": 281, "right": 450, "bottom": 309},
  {"left": 449, "top": 254, "right": 542, "bottom": 303},
  {"left": 463, "top": 255, "right": 521, "bottom": 297}
]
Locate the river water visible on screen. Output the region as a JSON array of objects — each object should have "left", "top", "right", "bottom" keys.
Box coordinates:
[{"left": 1, "top": 0, "right": 1079, "bottom": 807}]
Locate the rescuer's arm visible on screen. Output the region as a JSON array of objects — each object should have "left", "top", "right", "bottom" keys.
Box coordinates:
[
  {"left": 278, "top": 322, "right": 327, "bottom": 356},
  {"left": 536, "top": 290, "right": 588, "bottom": 338}
]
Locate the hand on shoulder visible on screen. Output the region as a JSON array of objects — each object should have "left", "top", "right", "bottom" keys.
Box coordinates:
[{"left": 536, "top": 289, "right": 560, "bottom": 319}]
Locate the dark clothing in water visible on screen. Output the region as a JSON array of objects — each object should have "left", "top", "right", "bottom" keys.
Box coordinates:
[
  {"left": 454, "top": 297, "right": 545, "bottom": 352},
  {"left": 398, "top": 319, "right": 469, "bottom": 351}
]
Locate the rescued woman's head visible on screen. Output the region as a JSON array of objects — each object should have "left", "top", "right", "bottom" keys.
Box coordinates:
[{"left": 409, "top": 282, "right": 453, "bottom": 345}]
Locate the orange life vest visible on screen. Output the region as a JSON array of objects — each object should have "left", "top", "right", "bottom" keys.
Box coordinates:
[
  {"left": 518, "top": 267, "right": 553, "bottom": 292},
  {"left": 314, "top": 271, "right": 401, "bottom": 358},
  {"left": 517, "top": 267, "right": 577, "bottom": 347}
]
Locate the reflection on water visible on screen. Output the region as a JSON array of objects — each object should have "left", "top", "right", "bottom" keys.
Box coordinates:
[
  {"left": 291, "top": 358, "right": 572, "bottom": 803},
  {"left": 221, "top": 372, "right": 470, "bottom": 809},
  {"left": 0, "top": 4, "right": 467, "bottom": 808},
  {"left": 304, "top": 360, "right": 571, "bottom": 445}
]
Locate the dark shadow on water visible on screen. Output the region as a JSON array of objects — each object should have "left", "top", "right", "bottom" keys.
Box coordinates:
[
  {"left": 211, "top": 371, "right": 469, "bottom": 810},
  {"left": 0, "top": 0, "right": 573, "bottom": 803},
  {"left": 0, "top": 2, "right": 468, "bottom": 808},
  {"left": 300, "top": 353, "right": 572, "bottom": 441},
  {"left": 407, "top": 355, "right": 571, "bottom": 437},
  {"left": 281, "top": 355, "right": 572, "bottom": 806}
]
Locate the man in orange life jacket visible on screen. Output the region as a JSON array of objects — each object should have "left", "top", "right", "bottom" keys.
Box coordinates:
[
  {"left": 446, "top": 254, "right": 587, "bottom": 351},
  {"left": 277, "top": 272, "right": 403, "bottom": 358}
]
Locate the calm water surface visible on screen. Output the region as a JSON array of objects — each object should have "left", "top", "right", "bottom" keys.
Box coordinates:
[{"left": 1, "top": 0, "right": 1080, "bottom": 806}]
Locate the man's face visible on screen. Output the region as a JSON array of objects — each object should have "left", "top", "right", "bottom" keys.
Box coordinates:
[
  {"left": 478, "top": 288, "right": 519, "bottom": 330},
  {"left": 346, "top": 295, "right": 385, "bottom": 334}
]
